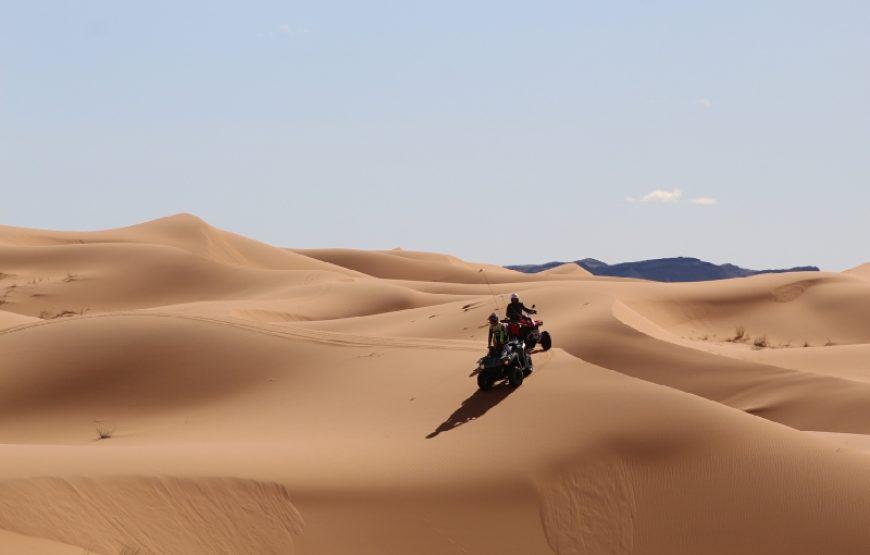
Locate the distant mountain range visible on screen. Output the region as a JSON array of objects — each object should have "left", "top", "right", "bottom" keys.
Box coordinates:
[{"left": 506, "top": 257, "right": 819, "bottom": 282}]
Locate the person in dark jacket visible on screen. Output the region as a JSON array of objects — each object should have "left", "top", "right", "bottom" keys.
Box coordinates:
[
  {"left": 506, "top": 294, "right": 537, "bottom": 371},
  {"left": 505, "top": 293, "right": 536, "bottom": 322}
]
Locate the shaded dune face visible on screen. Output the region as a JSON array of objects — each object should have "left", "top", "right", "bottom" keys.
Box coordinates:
[
  {"left": 0, "top": 214, "right": 869, "bottom": 554},
  {"left": 0, "top": 314, "right": 298, "bottom": 419}
]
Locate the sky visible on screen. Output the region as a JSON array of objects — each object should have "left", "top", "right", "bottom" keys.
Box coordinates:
[{"left": 1, "top": 1, "right": 868, "bottom": 270}]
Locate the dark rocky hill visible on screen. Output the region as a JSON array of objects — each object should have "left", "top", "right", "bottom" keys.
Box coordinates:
[{"left": 506, "top": 257, "right": 819, "bottom": 282}]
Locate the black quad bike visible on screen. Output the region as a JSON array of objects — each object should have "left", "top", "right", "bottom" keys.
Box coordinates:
[{"left": 476, "top": 339, "right": 529, "bottom": 390}]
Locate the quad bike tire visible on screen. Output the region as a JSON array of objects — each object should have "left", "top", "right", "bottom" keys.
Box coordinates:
[
  {"left": 540, "top": 331, "right": 552, "bottom": 351},
  {"left": 477, "top": 371, "right": 494, "bottom": 391},
  {"left": 508, "top": 365, "right": 524, "bottom": 387}
]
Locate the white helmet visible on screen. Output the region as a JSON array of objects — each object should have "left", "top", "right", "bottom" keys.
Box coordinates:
[{"left": 510, "top": 293, "right": 519, "bottom": 301}]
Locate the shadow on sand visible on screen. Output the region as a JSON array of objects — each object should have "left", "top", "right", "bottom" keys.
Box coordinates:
[{"left": 426, "top": 381, "right": 518, "bottom": 439}]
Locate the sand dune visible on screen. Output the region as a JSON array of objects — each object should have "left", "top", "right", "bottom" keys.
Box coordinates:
[
  {"left": 845, "top": 262, "right": 870, "bottom": 281},
  {"left": 0, "top": 214, "right": 356, "bottom": 274},
  {"left": 0, "top": 216, "right": 868, "bottom": 554},
  {"left": 296, "top": 247, "right": 595, "bottom": 284},
  {"left": 0, "top": 309, "right": 37, "bottom": 331},
  {"left": 617, "top": 272, "right": 870, "bottom": 345},
  {"left": 539, "top": 261, "right": 593, "bottom": 276}
]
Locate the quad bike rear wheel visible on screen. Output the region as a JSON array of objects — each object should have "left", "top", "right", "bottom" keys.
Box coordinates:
[
  {"left": 477, "top": 371, "right": 494, "bottom": 391},
  {"left": 526, "top": 334, "right": 538, "bottom": 350},
  {"left": 540, "top": 331, "right": 552, "bottom": 351}
]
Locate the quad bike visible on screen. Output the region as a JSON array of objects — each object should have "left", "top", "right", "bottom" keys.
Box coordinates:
[
  {"left": 476, "top": 339, "right": 530, "bottom": 391},
  {"left": 503, "top": 312, "right": 552, "bottom": 352}
]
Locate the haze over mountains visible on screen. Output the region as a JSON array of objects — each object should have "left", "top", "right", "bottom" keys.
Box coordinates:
[
  {"left": 0, "top": 214, "right": 868, "bottom": 553},
  {"left": 507, "top": 257, "right": 820, "bottom": 282}
]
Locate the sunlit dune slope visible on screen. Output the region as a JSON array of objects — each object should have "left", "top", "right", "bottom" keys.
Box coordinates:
[
  {"left": 539, "top": 262, "right": 593, "bottom": 276},
  {"left": 0, "top": 213, "right": 359, "bottom": 273},
  {"left": 0, "top": 242, "right": 356, "bottom": 317},
  {"left": 617, "top": 272, "right": 870, "bottom": 346},
  {"left": 0, "top": 308, "right": 37, "bottom": 331},
  {"left": 844, "top": 262, "right": 870, "bottom": 281}
]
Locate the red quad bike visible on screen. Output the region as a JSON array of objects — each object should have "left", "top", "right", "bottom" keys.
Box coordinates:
[
  {"left": 476, "top": 307, "right": 552, "bottom": 391},
  {"left": 505, "top": 310, "right": 552, "bottom": 353}
]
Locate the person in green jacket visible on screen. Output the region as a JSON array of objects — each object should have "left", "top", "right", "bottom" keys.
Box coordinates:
[{"left": 487, "top": 312, "right": 508, "bottom": 355}]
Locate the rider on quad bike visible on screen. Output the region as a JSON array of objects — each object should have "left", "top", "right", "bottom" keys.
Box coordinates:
[
  {"left": 487, "top": 312, "right": 508, "bottom": 354},
  {"left": 506, "top": 293, "right": 536, "bottom": 322},
  {"left": 505, "top": 293, "right": 538, "bottom": 370}
]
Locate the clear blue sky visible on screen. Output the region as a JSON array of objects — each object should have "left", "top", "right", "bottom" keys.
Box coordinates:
[{"left": 1, "top": 1, "right": 867, "bottom": 270}]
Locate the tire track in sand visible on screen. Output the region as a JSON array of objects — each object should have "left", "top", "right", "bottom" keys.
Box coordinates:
[{"left": 0, "top": 310, "right": 482, "bottom": 352}]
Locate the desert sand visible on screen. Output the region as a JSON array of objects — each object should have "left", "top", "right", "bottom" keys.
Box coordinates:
[{"left": 0, "top": 213, "right": 868, "bottom": 554}]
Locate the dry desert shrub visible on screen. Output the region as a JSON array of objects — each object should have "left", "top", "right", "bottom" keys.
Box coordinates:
[
  {"left": 728, "top": 326, "right": 746, "bottom": 342},
  {"left": 753, "top": 336, "right": 768, "bottom": 349},
  {"left": 39, "top": 308, "right": 89, "bottom": 319},
  {"left": 95, "top": 422, "right": 115, "bottom": 440}
]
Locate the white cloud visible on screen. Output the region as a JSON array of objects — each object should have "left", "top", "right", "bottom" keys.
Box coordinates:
[
  {"left": 626, "top": 188, "right": 683, "bottom": 204},
  {"left": 688, "top": 197, "right": 718, "bottom": 205},
  {"left": 626, "top": 189, "right": 718, "bottom": 206},
  {"left": 695, "top": 97, "right": 713, "bottom": 109},
  {"left": 275, "top": 23, "right": 311, "bottom": 36}
]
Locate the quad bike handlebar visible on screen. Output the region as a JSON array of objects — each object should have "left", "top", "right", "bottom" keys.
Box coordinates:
[{"left": 501, "top": 316, "right": 543, "bottom": 327}]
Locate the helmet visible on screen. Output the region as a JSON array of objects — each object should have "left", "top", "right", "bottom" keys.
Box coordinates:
[
  {"left": 510, "top": 293, "right": 519, "bottom": 301},
  {"left": 488, "top": 313, "right": 499, "bottom": 324}
]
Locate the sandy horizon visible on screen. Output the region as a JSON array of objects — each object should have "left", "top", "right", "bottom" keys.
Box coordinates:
[{"left": 0, "top": 213, "right": 868, "bottom": 554}]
